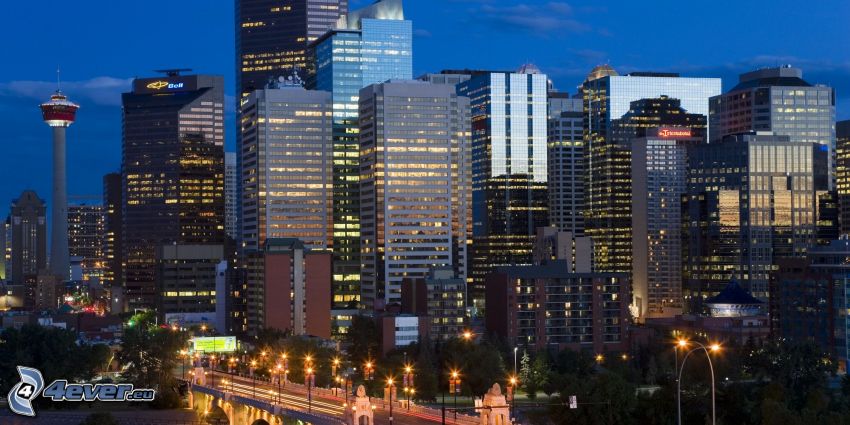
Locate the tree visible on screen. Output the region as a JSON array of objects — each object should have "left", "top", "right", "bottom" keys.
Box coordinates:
[
  {"left": 344, "top": 315, "right": 379, "bottom": 367},
  {"left": 518, "top": 350, "right": 548, "bottom": 399},
  {"left": 414, "top": 337, "right": 439, "bottom": 401}
]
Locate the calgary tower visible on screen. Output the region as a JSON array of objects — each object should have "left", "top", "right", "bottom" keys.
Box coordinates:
[{"left": 40, "top": 88, "right": 79, "bottom": 280}]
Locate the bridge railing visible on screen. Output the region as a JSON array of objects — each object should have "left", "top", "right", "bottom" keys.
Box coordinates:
[{"left": 192, "top": 383, "right": 346, "bottom": 425}]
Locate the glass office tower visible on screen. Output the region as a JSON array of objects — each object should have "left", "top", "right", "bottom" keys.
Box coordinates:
[
  {"left": 236, "top": 0, "right": 347, "bottom": 98},
  {"left": 308, "top": 0, "right": 411, "bottom": 319},
  {"left": 458, "top": 68, "right": 549, "bottom": 312},
  {"left": 582, "top": 66, "right": 721, "bottom": 274}
]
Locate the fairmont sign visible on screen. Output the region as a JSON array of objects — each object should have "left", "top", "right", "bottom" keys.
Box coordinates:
[{"left": 657, "top": 128, "right": 692, "bottom": 138}]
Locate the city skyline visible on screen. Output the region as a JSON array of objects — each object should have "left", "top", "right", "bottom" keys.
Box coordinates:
[{"left": 1, "top": 0, "right": 849, "bottom": 208}]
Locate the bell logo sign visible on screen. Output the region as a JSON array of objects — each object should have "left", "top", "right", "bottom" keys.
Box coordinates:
[{"left": 146, "top": 81, "right": 186, "bottom": 90}]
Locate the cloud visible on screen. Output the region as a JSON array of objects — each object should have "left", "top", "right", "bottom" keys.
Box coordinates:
[
  {"left": 473, "top": 2, "right": 592, "bottom": 35},
  {"left": 414, "top": 28, "right": 433, "bottom": 38},
  {"left": 0, "top": 76, "right": 131, "bottom": 107}
]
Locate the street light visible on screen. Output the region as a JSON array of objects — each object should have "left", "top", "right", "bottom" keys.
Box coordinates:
[
  {"left": 449, "top": 370, "right": 461, "bottom": 420},
  {"left": 364, "top": 360, "right": 374, "bottom": 381},
  {"left": 402, "top": 364, "right": 414, "bottom": 411},
  {"left": 507, "top": 375, "right": 518, "bottom": 421},
  {"left": 676, "top": 340, "right": 721, "bottom": 425},
  {"left": 306, "top": 366, "right": 315, "bottom": 412},
  {"left": 179, "top": 350, "right": 188, "bottom": 380},
  {"left": 250, "top": 360, "right": 257, "bottom": 398},
  {"left": 275, "top": 363, "right": 283, "bottom": 405},
  {"left": 387, "top": 377, "right": 395, "bottom": 425},
  {"left": 228, "top": 357, "right": 237, "bottom": 393},
  {"left": 281, "top": 353, "right": 289, "bottom": 389},
  {"left": 513, "top": 347, "right": 518, "bottom": 376},
  {"left": 462, "top": 330, "right": 473, "bottom": 341}
]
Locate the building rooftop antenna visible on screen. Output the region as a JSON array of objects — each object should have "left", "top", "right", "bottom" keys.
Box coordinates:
[{"left": 154, "top": 68, "right": 193, "bottom": 77}]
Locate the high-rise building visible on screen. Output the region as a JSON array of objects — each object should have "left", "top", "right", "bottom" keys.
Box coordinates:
[
  {"left": 8, "top": 191, "right": 47, "bottom": 285},
  {"left": 606, "top": 96, "right": 707, "bottom": 319},
  {"left": 685, "top": 132, "right": 820, "bottom": 309},
  {"left": 532, "top": 226, "right": 592, "bottom": 273},
  {"left": 40, "top": 91, "right": 79, "bottom": 280},
  {"left": 358, "top": 80, "right": 471, "bottom": 309},
  {"left": 308, "top": 0, "right": 411, "bottom": 318},
  {"left": 582, "top": 66, "right": 721, "bottom": 275},
  {"left": 401, "top": 267, "right": 467, "bottom": 341},
  {"left": 709, "top": 66, "right": 835, "bottom": 186},
  {"left": 837, "top": 120, "right": 850, "bottom": 234},
  {"left": 121, "top": 72, "right": 225, "bottom": 311},
  {"left": 68, "top": 204, "right": 105, "bottom": 283},
  {"left": 224, "top": 152, "right": 238, "bottom": 241},
  {"left": 244, "top": 238, "right": 331, "bottom": 338},
  {"left": 240, "top": 85, "right": 333, "bottom": 252},
  {"left": 102, "top": 173, "right": 123, "bottom": 312},
  {"left": 236, "top": 0, "right": 348, "bottom": 98},
  {"left": 458, "top": 67, "right": 550, "bottom": 311},
  {"left": 547, "top": 95, "right": 584, "bottom": 234}
]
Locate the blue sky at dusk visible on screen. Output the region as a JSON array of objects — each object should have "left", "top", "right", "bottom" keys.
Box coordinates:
[{"left": 1, "top": 0, "right": 849, "bottom": 207}]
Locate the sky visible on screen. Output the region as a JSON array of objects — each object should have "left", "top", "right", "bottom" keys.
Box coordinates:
[{"left": 1, "top": 0, "right": 849, "bottom": 208}]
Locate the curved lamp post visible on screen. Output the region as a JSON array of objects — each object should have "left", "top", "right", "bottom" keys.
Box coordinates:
[{"left": 676, "top": 339, "right": 721, "bottom": 425}]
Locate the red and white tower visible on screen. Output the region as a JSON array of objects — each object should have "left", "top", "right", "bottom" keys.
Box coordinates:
[{"left": 40, "top": 90, "right": 79, "bottom": 280}]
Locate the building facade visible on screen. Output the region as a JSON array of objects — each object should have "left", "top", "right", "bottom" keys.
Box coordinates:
[
  {"left": 68, "top": 204, "right": 105, "bottom": 284},
  {"left": 157, "top": 244, "right": 224, "bottom": 321},
  {"left": 240, "top": 86, "right": 333, "bottom": 252},
  {"left": 547, "top": 95, "right": 585, "bottom": 234},
  {"left": 236, "top": 0, "right": 347, "bottom": 98},
  {"left": 709, "top": 66, "right": 835, "bottom": 185},
  {"left": 458, "top": 68, "right": 550, "bottom": 311},
  {"left": 485, "top": 262, "right": 629, "bottom": 353},
  {"left": 8, "top": 191, "right": 47, "bottom": 286},
  {"left": 244, "top": 238, "right": 331, "bottom": 338},
  {"left": 582, "top": 67, "right": 720, "bottom": 275},
  {"left": 400, "top": 267, "right": 467, "bottom": 341},
  {"left": 838, "top": 120, "right": 850, "bottom": 235},
  {"left": 102, "top": 173, "right": 123, "bottom": 291},
  {"left": 308, "top": 0, "right": 412, "bottom": 319},
  {"left": 358, "top": 81, "right": 471, "bottom": 309},
  {"left": 532, "top": 226, "right": 592, "bottom": 273},
  {"left": 121, "top": 73, "right": 226, "bottom": 311},
  {"left": 224, "top": 152, "right": 238, "bottom": 241},
  {"left": 685, "top": 132, "right": 820, "bottom": 309}
]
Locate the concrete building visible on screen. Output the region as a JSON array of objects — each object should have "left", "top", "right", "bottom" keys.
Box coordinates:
[
  {"left": 121, "top": 72, "right": 225, "bottom": 311},
  {"left": 709, "top": 66, "right": 835, "bottom": 186},
  {"left": 458, "top": 67, "right": 550, "bottom": 311},
  {"left": 157, "top": 244, "right": 224, "bottom": 323},
  {"left": 8, "top": 191, "right": 47, "bottom": 286},
  {"left": 308, "top": 0, "right": 412, "bottom": 323},
  {"left": 532, "top": 227, "right": 592, "bottom": 273},
  {"left": 547, "top": 95, "right": 585, "bottom": 235},
  {"left": 68, "top": 204, "right": 105, "bottom": 284},
  {"left": 358, "top": 80, "right": 471, "bottom": 310},
  {"left": 224, "top": 152, "right": 238, "bottom": 241},
  {"left": 581, "top": 66, "right": 721, "bottom": 275},
  {"left": 379, "top": 314, "right": 425, "bottom": 355},
  {"left": 400, "top": 267, "right": 467, "bottom": 341},
  {"left": 685, "top": 132, "right": 821, "bottom": 309},
  {"left": 240, "top": 85, "right": 333, "bottom": 252},
  {"left": 244, "top": 238, "right": 331, "bottom": 338},
  {"left": 485, "top": 262, "right": 630, "bottom": 353}
]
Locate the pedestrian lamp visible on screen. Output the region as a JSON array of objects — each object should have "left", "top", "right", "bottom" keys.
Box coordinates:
[
  {"left": 402, "top": 365, "right": 414, "bottom": 410},
  {"left": 306, "top": 367, "right": 316, "bottom": 412},
  {"left": 275, "top": 363, "right": 283, "bottom": 405},
  {"left": 332, "top": 357, "right": 341, "bottom": 378},
  {"left": 386, "top": 377, "right": 396, "bottom": 425},
  {"left": 507, "top": 376, "right": 518, "bottom": 421},
  {"left": 462, "top": 330, "right": 473, "bottom": 341},
  {"left": 179, "top": 350, "right": 188, "bottom": 380},
  {"left": 260, "top": 350, "right": 268, "bottom": 368},
  {"left": 450, "top": 370, "right": 461, "bottom": 419},
  {"left": 281, "top": 353, "right": 289, "bottom": 388},
  {"left": 364, "top": 360, "right": 374, "bottom": 381},
  {"left": 228, "top": 357, "right": 237, "bottom": 393},
  {"left": 250, "top": 360, "right": 258, "bottom": 398}
]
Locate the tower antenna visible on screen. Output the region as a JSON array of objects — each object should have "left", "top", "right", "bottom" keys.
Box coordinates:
[{"left": 57, "top": 66, "right": 61, "bottom": 92}]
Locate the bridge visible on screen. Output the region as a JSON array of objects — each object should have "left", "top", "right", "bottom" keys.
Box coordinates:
[{"left": 188, "top": 369, "right": 481, "bottom": 425}]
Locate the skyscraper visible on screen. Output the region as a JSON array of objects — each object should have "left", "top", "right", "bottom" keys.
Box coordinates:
[
  {"left": 581, "top": 66, "right": 721, "bottom": 274},
  {"left": 240, "top": 85, "right": 333, "bottom": 252},
  {"left": 709, "top": 66, "right": 835, "bottom": 185},
  {"left": 547, "top": 94, "right": 584, "bottom": 234},
  {"left": 308, "top": 0, "right": 411, "bottom": 317},
  {"left": 685, "top": 133, "right": 820, "bottom": 309},
  {"left": 68, "top": 204, "right": 105, "bottom": 283},
  {"left": 837, "top": 120, "right": 850, "bottom": 234},
  {"left": 102, "top": 173, "right": 123, "bottom": 309},
  {"left": 224, "top": 152, "right": 238, "bottom": 241},
  {"left": 8, "top": 191, "right": 46, "bottom": 285},
  {"left": 40, "top": 91, "right": 79, "bottom": 280},
  {"left": 121, "top": 72, "right": 225, "bottom": 311},
  {"left": 236, "top": 0, "right": 348, "bottom": 98},
  {"left": 358, "top": 80, "right": 471, "bottom": 310},
  {"left": 458, "top": 67, "right": 550, "bottom": 310}
]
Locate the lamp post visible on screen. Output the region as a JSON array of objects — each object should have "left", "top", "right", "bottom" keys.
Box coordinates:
[
  {"left": 676, "top": 339, "right": 720, "bottom": 425},
  {"left": 275, "top": 363, "right": 283, "bottom": 405},
  {"left": 179, "top": 350, "right": 187, "bottom": 380},
  {"left": 507, "top": 375, "right": 517, "bottom": 422},
  {"left": 449, "top": 370, "right": 461, "bottom": 420},
  {"left": 306, "top": 366, "right": 315, "bottom": 412},
  {"left": 364, "top": 360, "right": 374, "bottom": 381},
  {"left": 402, "top": 364, "right": 414, "bottom": 411},
  {"left": 228, "top": 357, "right": 236, "bottom": 393},
  {"left": 281, "top": 353, "right": 289, "bottom": 389},
  {"left": 513, "top": 347, "right": 518, "bottom": 376},
  {"left": 387, "top": 377, "right": 395, "bottom": 425},
  {"left": 250, "top": 360, "right": 257, "bottom": 399}
]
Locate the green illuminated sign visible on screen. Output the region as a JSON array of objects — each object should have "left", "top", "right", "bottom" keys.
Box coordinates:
[{"left": 192, "top": 336, "right": 237, "bottom": 353}]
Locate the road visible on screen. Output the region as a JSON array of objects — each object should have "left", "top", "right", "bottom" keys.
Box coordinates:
[{"left": 205, "top": 371, "right": 471, "bottom": 425}]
